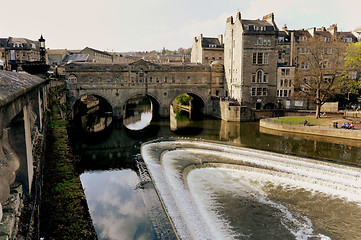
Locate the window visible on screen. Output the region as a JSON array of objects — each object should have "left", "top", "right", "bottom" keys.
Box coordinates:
[
  {"left": 257, "top": 88, "right": 262, "bottom": 96},
  {"left": 280, "top": 79, "right": 283, "bottom": 87},
  {"left": 251, "top": 88, "right": 256, "bottom": 96},
  {"left": 284, "top": 90, "right": 288, "bottom": 97},
  {"left": 257, "top": 71, "right": 263, "bottom": 83},
  {"left": 219, "top": 54, "right": 223, "bottom": 59},
  {"left": 298, "top": 47, "right": 309, "bottom": 54},
  {"left": 263, "top": 88, "right": 267, "bottom": 96},
  {"left": 299, "top": 36, "right": 307, "bottom": 42},
  {"left": 344, "top": 38, "right": 352, "bottom": 43},
  {"left": 149, "top": 77, "right": 152, "bottom": 83},
  {"left": 252, "top": 74, "right": 256, "bottom": 83},
  {"left": 277, "top": 90, "right": 279, "bottom": 97},
  {"left": 289, "top": 80, "right": 292, "bottom": 87},
  {"left": 257, "top": 52, "right": 263, "bottom": 64},
  {"left": 324, "top": 37, "right": 330, "bottom": 43},
  {"left": 301, "top": 62, "right": 309, "bottom": 69},
  {"left": 281, "top": 68, "right": 290, "bottom": 76},
  {"left": 288, "top": 90, "right": 292, "bottom": 96},
  {"left": 67, "top": 75, "right": 77, "bottom": 84},
  {"left": 263, "top": 74, "right": 268, "bottom": 83},
  {"left": 253, "top": 52, "right": 269, "bottom": 65}
]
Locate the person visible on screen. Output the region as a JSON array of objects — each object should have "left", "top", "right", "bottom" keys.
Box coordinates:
[
  {"left": 345, "top": 123, "right": 350, "bottom": 129},
  {"left": 341, "top": 122, "right": 346, "bottom": 128},
  {"left": 303, "top": 120, "right": 308, "bottom": 126},
  {"left": 350, "top": 122, "right": 355, "bottom": 130}
]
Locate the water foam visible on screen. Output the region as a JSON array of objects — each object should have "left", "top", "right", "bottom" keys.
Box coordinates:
[{"left": 141, "top": 139, "right": 361, "bottom": 240}]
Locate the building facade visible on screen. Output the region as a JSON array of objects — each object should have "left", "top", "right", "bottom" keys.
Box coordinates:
[
  {"left": 0, "top": 37, "right": 43, "bottom": 71},
  {"left": 191, "top": 34, "right": 224, "bottom": 65},
  {"left": 224, "top": 12, "right": 278, "bottom": 109}
]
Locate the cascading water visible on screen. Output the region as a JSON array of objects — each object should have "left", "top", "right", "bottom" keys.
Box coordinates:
[{"left": 141, "top": 139, "right": 361, "bottom": 240}]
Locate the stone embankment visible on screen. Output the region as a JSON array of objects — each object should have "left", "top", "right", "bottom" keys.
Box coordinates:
[
  {"left": 39, "top": 86, "right": 97, "bottom": 239},
  {"left": 260, "top": 118, "right": 361, "bottom": 140}
]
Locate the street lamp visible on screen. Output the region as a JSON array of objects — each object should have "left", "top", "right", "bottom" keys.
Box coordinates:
[{"left": 38, "top": 35, "right": 46, "bottom": 63}]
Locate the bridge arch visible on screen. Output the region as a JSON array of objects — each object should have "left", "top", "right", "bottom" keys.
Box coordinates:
[
  {"left": 170, "top": 92, "right": 206, "bottom": 119},
  {"left": 121, "top": 93, "right": 161, "bottom": 120},
  {"left": 71, "top": 93, "right": 115, "bottom": 118}
]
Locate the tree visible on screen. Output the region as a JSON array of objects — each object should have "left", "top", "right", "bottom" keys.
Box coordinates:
[
  {"left": 294, "top": 35, "right": 346, "bottom": 118},
  {"left": 342, "top": 42, "right": 361, "bottom": 94}
]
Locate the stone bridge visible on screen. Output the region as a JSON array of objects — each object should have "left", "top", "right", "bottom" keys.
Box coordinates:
[
  {"left": 65, "top": 60, "right": 225, "bottom": 118},
  {"left": 0, "top": 71, "right": 48, "bottom": 238}
]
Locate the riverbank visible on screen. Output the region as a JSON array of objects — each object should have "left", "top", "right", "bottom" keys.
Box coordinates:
[
  {"left": 260, "top": 116, "right": 361, "bottom": 142},
  {"left": 40, "top": 87, "right": 97, "bottom": 239}
]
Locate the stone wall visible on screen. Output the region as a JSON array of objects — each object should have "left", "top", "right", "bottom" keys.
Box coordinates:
[{"left": 260, "top": 118, "right": 361, "bottom": 140}]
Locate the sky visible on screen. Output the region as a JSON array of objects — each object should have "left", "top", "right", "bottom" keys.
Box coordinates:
[{"left": 2, "top": 0, "right": 360, "bottom": 52}]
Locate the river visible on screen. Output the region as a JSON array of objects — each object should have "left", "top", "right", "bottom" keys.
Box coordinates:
[{"left": 69, "top": 108, "right": 361, "bottom": 240}]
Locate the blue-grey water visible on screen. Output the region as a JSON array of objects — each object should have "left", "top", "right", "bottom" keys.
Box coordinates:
[{"left": 69, "top": 109, "right": 361, "bottom": 240}]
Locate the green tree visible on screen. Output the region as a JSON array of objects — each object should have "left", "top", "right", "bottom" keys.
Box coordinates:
[
  {"left": 294, "top": 36, "right": 345, "bottom": 118},
  {"left": 175, "top": 93, "right": 191, "bottom": 106},
  {"left": 342, "top": 42, "right": 361, "bottom": 93}
]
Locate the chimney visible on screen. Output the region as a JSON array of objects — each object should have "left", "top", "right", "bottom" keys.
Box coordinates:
[
  {"left": 262, "top": 13, "right": 278, "bottom": 31},
  {"left": 227, "top": 16, "right": 233, "bottom": 24},
  {"left": 236, "top": 12, "right": 241, "bottom": 21},
  {"left": 218, "top": 34, "right": 223, "bottom": 45},
  {"left": 327, "top": 24, "right": 338, "bottom": 35}
]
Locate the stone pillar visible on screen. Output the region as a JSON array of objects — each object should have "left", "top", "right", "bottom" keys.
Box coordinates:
[
  {"left": 23, "top": 105, "right": 33, "bottom": 194},
  {"left": 42, "top": 85, "right": 48, "bottom": 111},
  {"left": 38, "top": 90, "right": 43, "bottom": 130}
]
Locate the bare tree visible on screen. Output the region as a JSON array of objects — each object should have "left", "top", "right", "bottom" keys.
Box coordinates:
[{"left": 294, "top": 35, "right": 346, "bottom": 118}]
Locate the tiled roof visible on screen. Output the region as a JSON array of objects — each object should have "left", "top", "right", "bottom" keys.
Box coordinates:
[
  {"left": 63, "top": 54, "right": 89, "bottom": 62},
  {"left": 242, "top": 19, "right": 275, "bottom": 31},
  {"left": 201, "top": 37, "right": 223, "bottom": 48},
  {"left": 81, "top": 47, "right": 112, "bottom": 56}
]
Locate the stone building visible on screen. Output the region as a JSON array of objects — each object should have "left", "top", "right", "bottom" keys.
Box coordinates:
[
  {"left": 224, "top": 12, "right": 278, "bottom": 109},
  {"left": 0, "top": 37, "right": 43, "bottom": 71},
  {"left": 275, "top": 24, "right": 359, "bottom": 109},
  {"left": 80, "top": 47, "right": 113, "bottom": 63},
  {"left": 191, "top": 34, "right": 224, "bottom": 65},
  {"left": 47, "top": 49, "right": 70, "bottom": 66}
]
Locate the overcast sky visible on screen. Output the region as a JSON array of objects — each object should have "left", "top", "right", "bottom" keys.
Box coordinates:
[{"left": 2, "top": 0, "right": 360, "bottom": 52}]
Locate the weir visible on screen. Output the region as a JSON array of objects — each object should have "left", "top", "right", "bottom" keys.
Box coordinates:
[{"left": 141, "top": 139, "right": 361, "bottom": 240}]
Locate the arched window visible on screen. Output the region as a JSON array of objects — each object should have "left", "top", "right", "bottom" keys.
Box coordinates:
[
  {"left": 67, "top": 74, "right": 77, "bottom": 84},
  {"left": 257, "top": 70, "right": 262, "bottom": 82},
  {"left": 256, "top": 70, "right": 266, "bottom": 83}
]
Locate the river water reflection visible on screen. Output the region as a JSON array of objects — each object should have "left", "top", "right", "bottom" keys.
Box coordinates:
[{"left": 69, "top": 112, "right": 361, "bottom": 240}]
